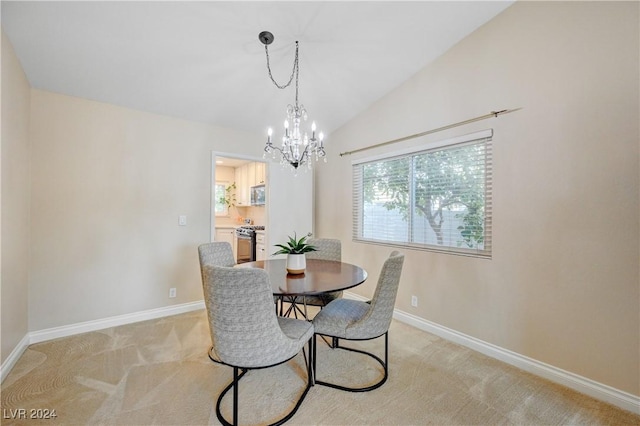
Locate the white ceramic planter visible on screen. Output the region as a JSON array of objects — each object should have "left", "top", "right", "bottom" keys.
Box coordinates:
[{"left": 286, "top": 253, "right": 306, "bottom": 274}]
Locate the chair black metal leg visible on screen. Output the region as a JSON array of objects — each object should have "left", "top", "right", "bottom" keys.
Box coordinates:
[
  {"left": 215, "top": 344, "right": 313, "bottom": 426},
  {"left": 318, "top": 335, "right": 332, "bottom": 348},
  {"left": 302, "top": 346, "right": 308, "bottom": 368},
  {"left": 233, "top": 367, "right": 239, "bottom": 426},
  {"left": 216, "top": 368, "right": 248, "bottom": 426},
  {"left": 312, "top": 335, "right": 317, "bottom": 385},
  {"left": 308, "top": 338, "right": 314, "bottom": 386},
  {"left": 314, "top": 332, "right": 389, "bottom": 393}
]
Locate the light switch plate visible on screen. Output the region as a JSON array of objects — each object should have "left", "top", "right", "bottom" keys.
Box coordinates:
[{"left": 179, "top": 215, "right": 187, "bottom": 226}]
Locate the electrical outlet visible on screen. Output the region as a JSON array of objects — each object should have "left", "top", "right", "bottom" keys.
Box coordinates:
[
  {"left": 411, "top": 295, "right": 418, "bottom": 307},
  {"left": 169, "top": 288, "right": 177, "bottom": 298}
]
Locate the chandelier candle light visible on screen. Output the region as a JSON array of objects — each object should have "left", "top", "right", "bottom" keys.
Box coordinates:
[{"left": 259, "top": 31, "right": 326, "bottom": 171}]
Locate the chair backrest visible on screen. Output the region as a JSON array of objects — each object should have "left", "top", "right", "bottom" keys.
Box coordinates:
[
  {"left": 202, "top": 265, "right": 308, "bottom": 368},
  {"left": 198, "top": 242, "right": 235, "bottom": 281},
  {"left": 350, "top": 251, "right": 405, "bottom": 338},
  {"left": 305, "top": 238, "right": 341, "bottom": 262}
]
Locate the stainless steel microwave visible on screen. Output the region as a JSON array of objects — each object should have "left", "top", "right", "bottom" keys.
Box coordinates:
[{"left": 250, "top": 184, "right": 265, "bottom": 206}]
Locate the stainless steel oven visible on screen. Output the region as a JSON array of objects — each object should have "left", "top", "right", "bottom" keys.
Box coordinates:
[
  {"left": 235, "top": 225, "right": 265, "bottom": 263},
  {"left": 236, "top": 232, "right": 253, "bottom": 264}
]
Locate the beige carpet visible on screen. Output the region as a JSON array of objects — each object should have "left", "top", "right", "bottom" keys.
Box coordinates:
[{"left": 2, "top": 309, "right": 639, "bottom": 425}]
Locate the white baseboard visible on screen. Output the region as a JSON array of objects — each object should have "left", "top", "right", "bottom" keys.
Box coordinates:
[
  {"left": 1, "top": 300, "right": 205, "bottom": 383},
  {"left": 1, "top": 334, "right": 31, "bottom": 383},
  {"left": 29, "top": 300, "right": 205, "bottom": 344},
  {"left": 344, "top": 291, "right": 640, "bottom": 414}
]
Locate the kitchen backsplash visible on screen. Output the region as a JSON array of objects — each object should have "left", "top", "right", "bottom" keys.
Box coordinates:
[
  {"left": 244, "top": 206, "right": 265, "bottom": 225},
  {"left": 216, "top": 205, "right": 265, "bottom": 227}
]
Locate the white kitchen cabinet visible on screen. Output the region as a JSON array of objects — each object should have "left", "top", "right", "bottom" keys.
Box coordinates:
[
  {"left": 235, "top": 162, "right": 267, "bottom": 206},
  {"left": 214, "top": 227, "right": 237, "bottom": 262},
  {"left": 256, "top": 231, "right": 267, "bottom": 261},
  {"left": 255, "top": 162, "right": 266, "bottom": 185},
  {"left": 247, "top": 162, "right": 256, "bottom": 188},
  {"left": 235, "top": 164, "right": 248, "bottom": 206}
]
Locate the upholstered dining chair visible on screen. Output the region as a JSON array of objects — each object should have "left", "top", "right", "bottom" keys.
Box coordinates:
[
  {"left": 304, "top": 238, "right": 342, "bottom": 305},
  {"left": 283, "top": 238, "right": 342, "bottom": 318},
  {"left": 198, "top": 241, "right": 237, "bottom": 362},
  {"left": 200, "top": 240, "right": 281, "bottom": 318},
  {"left": 202, "top": 264, "right": 314, "bottom": 426},
  {"left": 198, "top": 241, "right": 235, "bottom": 272},
  {"left": 312, "top": 250, "right": 405, "bottom": 392},
  {"left": 306, "top": 238, "right": 341, "bottom": 262}
]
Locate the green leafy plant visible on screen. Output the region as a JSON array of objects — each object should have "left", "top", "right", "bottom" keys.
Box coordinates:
[
  {"left": 273, "top": 233, "right": 317, "bottom": 255},
  {"left": 218, "top": 182, "right": 237, "bottom": 208}
]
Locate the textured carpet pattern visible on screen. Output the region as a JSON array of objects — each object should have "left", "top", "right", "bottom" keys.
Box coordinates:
[{"left": 2, "top": 309, "right": 639, "bottom": 425}]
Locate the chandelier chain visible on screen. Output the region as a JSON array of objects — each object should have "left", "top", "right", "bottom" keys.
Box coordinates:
[
  {"left": 294, "top": 43, "right": 299, "bottom": 107},
  {"left": 264, "top": 41, "right": 299, "bottom": 104}
]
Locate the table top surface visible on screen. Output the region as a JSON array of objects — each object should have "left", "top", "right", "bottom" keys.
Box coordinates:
[{"left": 235, "top": 258, "right": 368, "bottom": 296}]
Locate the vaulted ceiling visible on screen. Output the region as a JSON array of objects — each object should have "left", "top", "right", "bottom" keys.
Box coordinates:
[{"left": 2, "top": 1, "right": 514, "bottom": 136}]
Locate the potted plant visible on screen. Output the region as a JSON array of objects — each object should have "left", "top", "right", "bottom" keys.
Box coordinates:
[{"left": 273, "top": 233, "right": 317, "bottom": 274}]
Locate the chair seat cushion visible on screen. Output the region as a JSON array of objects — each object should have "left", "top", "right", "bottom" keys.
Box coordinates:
[
  {"left": 277, "top": 316, "right": 314, "bottom": 342},
  {"left": 312, "top": 298, "right": 370, "bottom": 339},
  {"left": 295, "top": 291, "right": 343, "bottom": 307}
]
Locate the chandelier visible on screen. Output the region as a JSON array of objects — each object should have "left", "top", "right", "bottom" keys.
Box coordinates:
[{"left": 259, "top": 31, "right": 326, "bottom": 171}]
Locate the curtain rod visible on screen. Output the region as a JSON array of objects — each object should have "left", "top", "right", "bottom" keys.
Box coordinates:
[{"left": 338, "top": 108, "right": 522, "bottom": 157}]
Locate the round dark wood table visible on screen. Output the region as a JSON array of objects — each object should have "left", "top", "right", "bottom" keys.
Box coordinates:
[{"left": 235, "top": 258, "right": 368, "bottom": 297}]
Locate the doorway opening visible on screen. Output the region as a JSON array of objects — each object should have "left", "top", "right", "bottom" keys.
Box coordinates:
[{"left": 211, "top": 154, "right": 268, "bottom": 262}]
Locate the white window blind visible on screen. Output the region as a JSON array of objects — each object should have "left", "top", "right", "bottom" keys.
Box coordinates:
[{"left": 352, "top": 131, "right": 492, "bottom": 258}]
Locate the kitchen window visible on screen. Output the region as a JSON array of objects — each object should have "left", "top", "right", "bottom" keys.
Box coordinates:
[
  {"left": 352, "top": 130, "right": 492, "bottom": 258},
  {"left": 214, "top": 181, "right": 234, "bottom": 216}
]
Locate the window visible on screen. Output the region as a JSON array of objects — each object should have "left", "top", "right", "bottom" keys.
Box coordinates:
[
  {"left": 214, "top": 181, "right": 234, "bottom": 216},
  {"left": 352, "top": 130, "right": 492, "bottom": 258}
]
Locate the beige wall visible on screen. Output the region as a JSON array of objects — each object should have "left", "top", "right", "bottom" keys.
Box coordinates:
[
  {"left": 28, "top": 90, "right": 260, "bottom": 331},
  {"left": 316, "top": 1, "right": 639, "bottom": 395},
  {"left": 1, "top": 30, "right": 31, "bottom": 363}
]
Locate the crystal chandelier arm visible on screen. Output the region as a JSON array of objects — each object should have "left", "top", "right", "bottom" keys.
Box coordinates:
[
  {"left": 265, "top": 142, "right": 285, "bottom": 158},
  {"left": 298, "top": 146, "right": 310, "bottom": 164}
]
